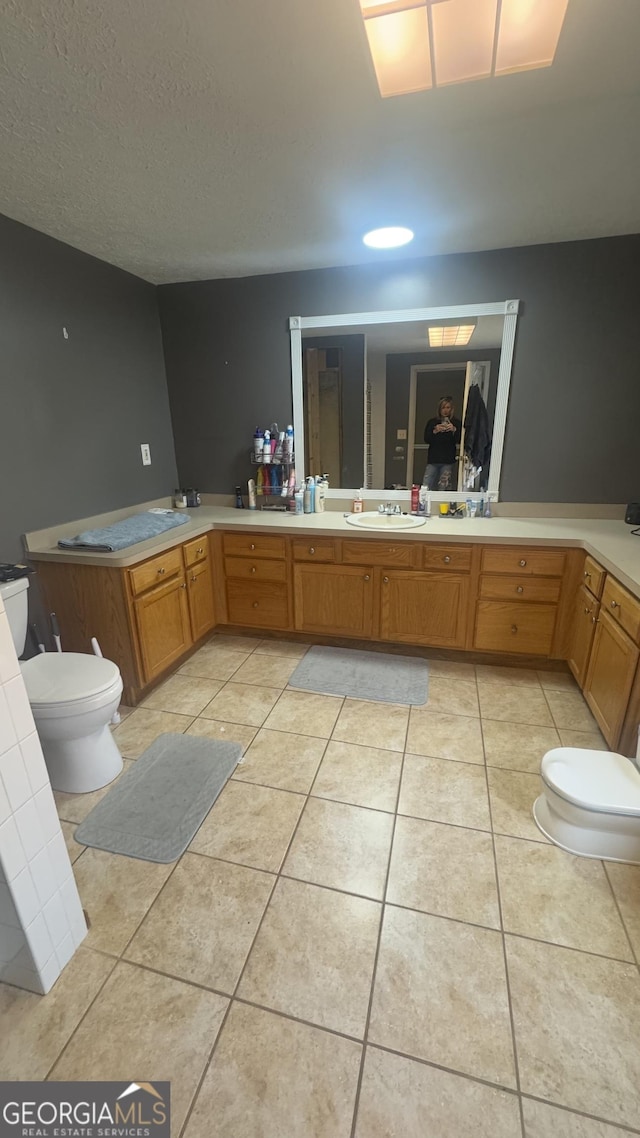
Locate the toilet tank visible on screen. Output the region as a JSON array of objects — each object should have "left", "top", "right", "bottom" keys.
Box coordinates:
[{"left": 0, "top": 577, "right": 29, "bottom": 657}]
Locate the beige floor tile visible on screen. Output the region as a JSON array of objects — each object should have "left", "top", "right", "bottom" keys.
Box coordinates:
[
  {"left": 356, "top": 1046, "right": 521, "bottom": 1138},
  {"left": 233, "top": 728, "right": 326, "bottom": 793},
  {"left": 183, "top": 1002, "right": 361, "bottom": 1138},
  {"left": 387, "top": 816, "right": 500, "bottom": 928},
  {"left": 506, "top": 935, "right": 640, "bottom": 1128},
  {"left": 112, "top": 708, "right": 193, "bottom": 758},
  {"left": 482, "top": 720, "right": 561, "bottom": 774},
  {"left": 263, "top": 689, "right": 343, "bottom": 738},
  {"left": 406, "top": 709, "right": 485, "bottom": 764},
  {"left": 558, "top": 729, "right": 609, "bottom": 750},
  {"left": 186, "top": 717, "right": 257, "bottom": 752},
  {"left": 50, "top": 961, "right": 228, "bottom": 1133},
  {"left": 427, "top": 676, "right": 479, "bottom": 717},
  {"left": 126, "top": 854, "right": 274, "bottom": 992},
  {"left": 74, "top": 847, "right": 173, "bottom": 956},
  {"left": 522, "top": 1097, "right": 636, "bottom": 1137},
  {"left": 537, "top": 670, "right": 579, "bottom": 693},
  {"left": 60, "top": 819, "right": 84, "bottom": 864},
  {"left": 230, "top": 653, "right": 299, "bottom": 687},
  {"left": 54, "top": 759, "right": 134, "bottom": 823},
  {"left": 399, "top": 753, "right": 491, "bottom": 831},
  {"left": 427, "top": 657, "right": 477, "bottom": 680},
  {"left": 487, "top": 768, "right": 549, "bottom": 842},
  {"left": 283, "top": 797, "right": 394, "bottom": 900},
  {"left": 142, "top": 673, "right": 223, "bottom": 715},
  {"left": 311, "top": 740, "right": 402, "bottom": 812},
  {"left": 545, "top": 689, "right": 599, "bottom": 732},
  {"left": 495, "top": 836, "right": 632, "bottom": 959},
  {"left": 178, "top": 643, "right": 252, "bottom": 680},
  {"left": 369, "top": 907, "right": 515, "bottom": 1087},
  {"left": 605, "top": 862, "right": 640, "bottom": 960},
  {"left": 0, "top": 948, "right": 114, "bottom": 1079},
  {"left": 332, "top": 698, "right": 409, "bottom": 751},
  {"left": 478, "top": 685, "right": 554, "bottom": 728},
  {"left": 190, "top": 780, "right": 304, "bottom": 871},
  {"left": 238, "top": 877, "right": 380, "bottom": 1037},
  {"left": 476, "top": 665, "right": 541, "bottom": 687},
  {"left": 209, "top": 633, "right": 262, "bottom": 651},
  {"left": 254, "top": 638, "right": 311, "bottom": 658},
  {"left": 200, "top": 681, "right": 281, "bottom": 727}
]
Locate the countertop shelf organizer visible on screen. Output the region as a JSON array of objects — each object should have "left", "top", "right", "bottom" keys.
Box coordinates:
[{"left": 250, "top": 454, "right": 295, "bottom": 466}]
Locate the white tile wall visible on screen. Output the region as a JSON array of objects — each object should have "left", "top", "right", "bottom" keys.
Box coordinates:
[{"left": 0, "top": 593, "right": 86, "bottom": 995}]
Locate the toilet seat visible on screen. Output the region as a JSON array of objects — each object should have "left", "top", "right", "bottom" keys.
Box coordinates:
[
  {"left": 21, "top": 653, "right": 122, "bottom": 719},
  {"left": 541, "top": 747, "right": 640, "bottom": 817}
]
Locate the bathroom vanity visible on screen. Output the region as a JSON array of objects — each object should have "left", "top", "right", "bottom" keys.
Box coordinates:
[{"left": 26, "top": 507, "right": 640, "bottom": 758}]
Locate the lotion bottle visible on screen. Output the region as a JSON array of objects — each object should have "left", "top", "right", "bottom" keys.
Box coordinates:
[
  {"left": 303, "top": 480, "right": 312, "bottom": 513},
  {"left": 352, "top": 489, "right": 364, "bottom": 514}
]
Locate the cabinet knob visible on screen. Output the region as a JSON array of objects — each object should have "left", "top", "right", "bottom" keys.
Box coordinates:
[
  {"left": 364, "top": 574, "right": 370, "bottom": 582},
  {"left": 252, "top": 601, "right": 259, "bottom": 608},
  {"left": 584, "top": 570, "right": 591, "bottom": 579},
  {"left": 610, "top": 600, "right": 619, "bottom": 609},
  {"left": 309, "top": 547, "right": 315, "bottom": 555},
  {"left": 584, "top": 607, "right": 592, "bottom": 615},
  {"left": 516, "top": 586, "right": 524, "bottom": 594},
  {"left": 197, "top": 547, "right": 204, "bottom": 555},
  {"left": 383, "top": 576, "right": 389, "bottom": 584},
  {"left": 592, "top": 616, "right": 599, "bottom": 624},
  {"left": 251, "top": 566, "right": 256, "bottom": 574},
  {"left": 250, "top": 543, "right": 256, "bottom": 550},
  {"left": 444, "top": 555, "right": 451, "bottom": 564},
  {"left": 511, "top": 624, "right": 518, "bottom": 634},
  {"left": 519, "top": 559, "right": 527, "bottom": 567},
  {"left": 181, "top": 583, "right": 187, "bottom": 589},
  {"left": 191, "top": 575, "right": 197, "bottom": 582},
  {"left": 157, "top": 567, "right": 165, "bottom": 575}
]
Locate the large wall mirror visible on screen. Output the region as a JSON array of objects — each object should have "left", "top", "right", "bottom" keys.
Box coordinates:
[{"left": 290, "top": 300, "right": 519, "bottom": 500}]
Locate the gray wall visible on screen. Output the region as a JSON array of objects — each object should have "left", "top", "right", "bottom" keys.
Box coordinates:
[
  {"left": 158, "top": 234, "right": 640, "bottom": 503},
  {"left": 0, "top": 213, "right": 178, "bottom": 564}
]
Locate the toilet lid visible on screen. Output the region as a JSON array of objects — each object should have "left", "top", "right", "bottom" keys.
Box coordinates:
[
  {"left": 21, "top": 652, "right": 121, "bottom": 706},
  {"left": 541, "top": 747, "right": 640, "bottom": 816}
]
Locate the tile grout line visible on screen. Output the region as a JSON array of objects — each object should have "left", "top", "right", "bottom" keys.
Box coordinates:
[
  {"left": 477, "top": 680, "right": 527, "bottom": 1138},
  {"left": 347, "top": 706, "right": 411, "bottom": 1138}
]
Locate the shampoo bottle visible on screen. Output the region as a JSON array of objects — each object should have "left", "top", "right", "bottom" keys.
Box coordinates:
[
  {"left": 253, "top": 428, "right": 264, "bottom": 462},
  {"left": 256, "top": 467, "right": 265, "bottom": 496},
  {"left": 284, "top": 424, "right": 294, "bottom": 460},
  {"left": 316, "top": 475, "right": 325, "bottom": 513},
  {"left": 248, "top": 479, "right": 257, "bottom": 510},
  {"left": 274, "top": 431, "right": 285, "bottom": 463},
  {"left": 295, "top": 486, "right": 304, "bottom": 515},
  {"left": 307, "top": 476, "right": 316, "bottom": 513},
  {"left": 262, "top": 430, "right": 271, "bottom": 463},
  {"left": 303, "top": 481, "right": 311, "bottom": 514}
]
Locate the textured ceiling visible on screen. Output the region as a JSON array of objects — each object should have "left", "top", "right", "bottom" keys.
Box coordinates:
[{"left": 1, "top": 0, "right": 639, "bottom": 284}]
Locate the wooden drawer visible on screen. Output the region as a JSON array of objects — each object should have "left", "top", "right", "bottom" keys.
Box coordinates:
[
  {"left": 582, "top": 555, "right": 605, "bottom": 600},
  {"left": 422, "top": 544, "right": 472, "bottom": 572},
  {"left": 222, "top": 533, "right": 286, "bottom": 560},
  {"left": 602, "top": 576, "right": 640, "bottom": 645},
  {"left": 341, "top": 540, "right": 418, "bottom": 568},
  {"left": 481, "top": 546, "right": 565, "bottom": 578},
  {"left": 129, "top": 546, "right": 184, "bottom": 597},
  {"left": 226, "top": 579, "right": 289, "bottom": 628},
  {"left": 474, "top": 601, "right": 557, "bottom": 656},
  {"left": 292, "top": 539, "right": 336, "bottom": 563},
  {"left": 183, "top": 535, "right": 209, "bottom": 567},
  {"left": 224, "top": 556, "right": 287, "bottom": 583},
  {"left": 479, "top": 574, "right": 561, "bottom": 603}
]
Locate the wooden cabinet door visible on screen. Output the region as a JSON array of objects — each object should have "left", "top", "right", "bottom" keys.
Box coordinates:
[
  {"left": 293, "top": 564, "right": 374, "bottom": 637},
  {"left": 186, "top": 559, "right": 216, "bottom": 641},
  {"left": 584, "top": 611, "right": 640, "bottom": 748},
  {"left": 380, "top": 571, "right": 469, "bottom": 649},
  {"left": 134, "top": 577, "right": 192, "bottom": 683},
  {"left": 567, "top": 585, "right": 599, "bottom": 689}
]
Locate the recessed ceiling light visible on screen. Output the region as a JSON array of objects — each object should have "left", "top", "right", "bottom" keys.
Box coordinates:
[
  {"left": 428, "top": 324, "right": 476, "bottom": 347},
  {"left": 363, "top": 226, "right": 415, "bottom": 249}
]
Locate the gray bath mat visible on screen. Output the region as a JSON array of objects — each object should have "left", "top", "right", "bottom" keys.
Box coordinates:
[
  {"left": 289, "top": 645, "right": 429, "bottom": 705},
  {"left": 75, "top": 733, "right": 241, "bottom": 862}
]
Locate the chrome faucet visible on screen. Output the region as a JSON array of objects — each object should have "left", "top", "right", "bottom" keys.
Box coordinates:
[{"left": 378, "top": 503, "right": 402, "bottom": 515}]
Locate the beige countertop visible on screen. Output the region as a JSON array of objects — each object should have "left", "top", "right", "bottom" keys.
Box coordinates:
[{"left": 25, "top": 502, "right": 640, "bottom": 598}]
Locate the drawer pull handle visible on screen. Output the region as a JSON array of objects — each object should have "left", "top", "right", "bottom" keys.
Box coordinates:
[
  {"left": 250, "top": 543, "right": 256, "bottom": 551},
  {"left": 516, "top": 586, "right": 524, "bottom": 594},
  {"left": 444, "top": 555, "right": 451, "bottom": 564},
  {"left": 309, "top": 547, "right": 315, "bottom": 555},
  {"left": 383, "top": 576, "right": 389, "bottom": 584},
  {"left": 611, "top": 600, "right": 619, "bottom": 609},
  {"left": 251, "top": 566, "right": 256, "bottom": 574},
  {"left": 519, "top": 559, "right": 527, "bottom": 567},
  {"left": 157, "top": 567, "right": 165, "bottom": 575},
  {"left": 364, "top": 574, "right": 370, "bottom": 582},
  {"left": 511, "top": 624, "right": 518, "bottom": 634},
  {"left": 197, "top": 547, "right": 204, "bottom": 555},
  {"left": 252, "top": 601, "right": 259, "bottom": 609}
]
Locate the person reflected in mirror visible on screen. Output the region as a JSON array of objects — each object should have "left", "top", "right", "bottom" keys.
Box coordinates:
[{"left": 422, "top": 396, "right": 462, "bottom": 491}]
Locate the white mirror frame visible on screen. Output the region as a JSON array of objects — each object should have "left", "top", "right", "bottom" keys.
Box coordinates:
[{"left": 290, "top": 299, "right": 520, "bottom": 501}]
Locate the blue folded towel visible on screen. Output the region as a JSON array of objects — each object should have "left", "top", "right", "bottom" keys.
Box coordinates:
[{"left": 58, "top": 509, "right": 191, "bottom": 552}]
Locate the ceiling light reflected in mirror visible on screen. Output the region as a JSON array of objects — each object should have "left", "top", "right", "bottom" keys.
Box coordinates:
[
  {"left": 359, "top": 0, "right": 570, "bottom": 98},
  {"left": 362, "top": 226, "right": 415, "bottom": 248},
  {"left": 428, "top": 323, "right": 476, "bottom": 347}
]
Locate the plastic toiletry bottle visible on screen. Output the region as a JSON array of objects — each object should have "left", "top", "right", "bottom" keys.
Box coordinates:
[
  {"left": 316, "top": 475, "right": 326, "bottom": 513},
  {"left": 284, "top": 424, "right": 294, "bottom": 460},
  {"left": 308, "top": 476, "right": 316, "bottom": 513},
  {"left": 248, "top": 479, "right": 257, "bottom": 510},
  {"left": 295, "top": 485, "right": 304, "bottom": 515},
  {"left": 274, "top": 431, "right": 285, "bottom": 463},
  {"left": 235, "top": 485, "right": 245, "bottom": 509},
  {"left": 418, "top": 487, "right": 426, "bottom": 516},
  {"left": 352, "top": 489, "right": 364, "bottom": 514},
  {"left": 425, "top": 490, "right": 432, "bottom": 518},
  {"left": 262, "top": 430, "right": 271, "bottom": 463},
  {"left": 256, "top": 467, "right": 265, "bottom": 496},
  {"left": 411, "top": 485, "right": 420, "bottom": 515},
  {"left": 484, "top": 494, "right": 493, "bottom": 519},
  {"left": 287, "top": 469, "right": 296, "bottom": 497},
  {"left": 479, "top": 494, "right": 485, "bottom": 518},
  {"left": 253, "top": 428, "right": 264, "bottom": 462},
  {"left": 303, "top": 480, "right": 312, "bottom": 513}
]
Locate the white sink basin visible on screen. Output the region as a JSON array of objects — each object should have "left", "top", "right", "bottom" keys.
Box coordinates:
[{"left": 346, "top": 512, "right": 426, "bottom": 530}]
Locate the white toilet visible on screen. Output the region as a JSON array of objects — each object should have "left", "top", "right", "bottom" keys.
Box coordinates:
[
  {"left": 0, "top": 577, "right": 124, "bottom": 794},
  {"left": 533, "top": 743, "right": 640, "bottom": 864}
]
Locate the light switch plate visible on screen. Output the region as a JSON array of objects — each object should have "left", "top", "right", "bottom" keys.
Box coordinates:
[
  {"left": 397, "top": 429, "right": 407, "bottom": 440},
  {"left": 140, "top": 443, "right": 151, "bottom": 466}
]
